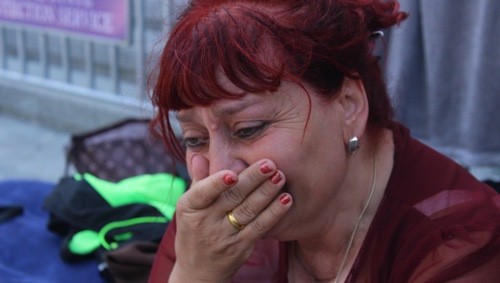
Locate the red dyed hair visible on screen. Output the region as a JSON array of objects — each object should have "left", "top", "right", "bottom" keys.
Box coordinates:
[{"left": 150, "top": 0, "right": 407, "bottom": 161}]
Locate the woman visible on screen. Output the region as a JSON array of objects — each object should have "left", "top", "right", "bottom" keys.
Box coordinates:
[{"left": 148, "top": 0, "right": 500, "bottom": 282}]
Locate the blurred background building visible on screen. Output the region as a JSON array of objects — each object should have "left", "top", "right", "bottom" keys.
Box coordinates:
[{"left": 0, "top": 0, "right": 187, "bottom": 133}]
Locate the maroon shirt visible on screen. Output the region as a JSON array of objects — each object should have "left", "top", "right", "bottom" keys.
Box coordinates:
[{"left": 149, "top": 124, "right": 500, "bottom": 282}]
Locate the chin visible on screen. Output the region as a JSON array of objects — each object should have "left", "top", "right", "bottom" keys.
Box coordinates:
[
  {"left": 263, "top": 227, "right": 296, "bottom": 242},
  {"left": 262, "top": 227, "right": 284, "bottom": 240}
]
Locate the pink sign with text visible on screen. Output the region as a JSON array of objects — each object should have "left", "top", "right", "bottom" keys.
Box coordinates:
[{"left": 0, "top": 0, "right": 129, "bottom": 42}]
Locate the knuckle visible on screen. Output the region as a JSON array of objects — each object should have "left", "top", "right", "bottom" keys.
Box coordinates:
[
  {"left": 252, "top": 207, "right": 281, "bottom": 233},
  {"left": 268, "top": 206, "right": 281, "bottom": 218},
  {"left": 176, "top": 194, "right": 191, "bottom": 212},
  {"left": 179, "top": 185, "right": 213, "bottom": 210},
  {"left": 245, "top": 170, "right": 262, "bottom": 186},
  {"left": 193, "top": 189, "right": 212, "bottom": 207},
  {"left": 251, "top": 218, "right": 267, "bottom": 233},
  {"left": 222, "top": 188, "right": 243, "bottom": 205},
  {"left": 257, "top": 184, "right": 276, "bottom": 199},
  {"left": 237, "top": 202, "right": 256, "bottom": 221}
]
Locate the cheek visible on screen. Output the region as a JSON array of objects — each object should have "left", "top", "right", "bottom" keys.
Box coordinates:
[
  {"left": 230, "top": 137, "right": 298, "bottom": 175},
  {"left": 279, "top": 129, "right": 346, "bottom": 195},
  {"left": 249, "top": 136, "right": 307, "bottom": 180}
]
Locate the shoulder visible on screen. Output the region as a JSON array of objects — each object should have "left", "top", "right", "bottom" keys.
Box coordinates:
[
  {"left": 375, "top": 186, "right": 500, "bottom": 281},
  {"left": 387, "top": 122, "right": 497, "bottom": 206},
  {"left": 377, "top": 123, "right": 500, "bottom": 282},
  {"left": 408, "top": 223, "right": 500, "bottom": 282},
  {"left": 405, "top": 183, "right": 500, "bottom": 282}
]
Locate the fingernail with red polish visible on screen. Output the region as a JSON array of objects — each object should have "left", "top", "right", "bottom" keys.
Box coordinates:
[
  {"left": 280, "top": 194, "right": 291, "bottom": 205},
  {"left": 223, "top": 174, "right": 236, "bottom": 185},
  {"left": 260, "top": 162, "right": 273, "bottom": 174},
  {"left": 270, "top": 172, "right": 282, "bottom": 184}
]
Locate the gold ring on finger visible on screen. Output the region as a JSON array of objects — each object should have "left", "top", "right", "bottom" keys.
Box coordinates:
[{"left": 227, "top": 211, "right": 245, "bottom": 230}]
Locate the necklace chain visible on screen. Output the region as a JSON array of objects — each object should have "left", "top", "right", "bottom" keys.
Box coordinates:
[{"left": 294, "top": 155, "right": 377, "bottom": 282}]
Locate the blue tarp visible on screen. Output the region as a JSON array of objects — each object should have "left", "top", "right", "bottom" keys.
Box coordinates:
[{"left": 0, "top": 180, "right": 105, "bottom": 283}]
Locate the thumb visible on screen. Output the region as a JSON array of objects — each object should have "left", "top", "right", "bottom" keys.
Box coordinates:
[{"left": 189, "top": 154, "right": 210, "bottom": 183}]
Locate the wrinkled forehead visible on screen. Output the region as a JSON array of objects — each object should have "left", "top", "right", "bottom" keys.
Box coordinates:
[{"left": 175, "top": 91, "right": 265, "bottom": 122}]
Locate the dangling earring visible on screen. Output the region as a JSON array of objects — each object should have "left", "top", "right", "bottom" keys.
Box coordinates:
[{"left": 347, "top": 136, "right": 359, "bottom": 155}]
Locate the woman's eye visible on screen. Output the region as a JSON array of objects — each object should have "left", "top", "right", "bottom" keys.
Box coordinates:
[
  {"left": 234, "top": 122, "right": 267, "bottom": 139},
  {"left": 183, "top": 137, "right": 208, "bottom": 148}
]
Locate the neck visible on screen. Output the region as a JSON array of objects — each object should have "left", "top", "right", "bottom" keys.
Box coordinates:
[
  {"left": 290, "top": 129, "right": 395, "bottom": 282},
  {"left": 292, "top": 153, "right": 378, "bottom": 282}
]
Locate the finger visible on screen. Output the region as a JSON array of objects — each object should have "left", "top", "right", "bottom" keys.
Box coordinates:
[
  {"left": 228, "top": 170, "right": 285, "bottom": 228},
  {"left": 183, "top": 161, "right": 239, "bottom": 210},
  {"left": 189, "top": 154, "right": 210, "bottom": 183},
  {"left": 183, "top": 154, "right": 222, "bottom": 209},
  {"left": 242, "top": 192, "right": 293, "bottom": 237},
  {"left": 219, "top": 159, "right": 277, "bottom": 210}
]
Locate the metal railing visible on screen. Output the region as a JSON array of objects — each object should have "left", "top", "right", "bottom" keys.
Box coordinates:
[{"left": 0, "top": 0, "right": 187, "bottom": 107}]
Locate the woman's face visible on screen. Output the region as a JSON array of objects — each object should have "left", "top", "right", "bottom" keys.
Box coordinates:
[{"left": 176, "top": 79, "right": 351, "bottom": 239}]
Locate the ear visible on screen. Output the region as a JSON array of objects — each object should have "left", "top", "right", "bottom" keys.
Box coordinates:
[{"left": 338, "top": 78, "right": 369, "bottom": 142}]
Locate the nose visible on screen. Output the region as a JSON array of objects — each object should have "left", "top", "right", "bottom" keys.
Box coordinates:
[{"left": 208, "top": 141, "right": 248, "bottom": 175}]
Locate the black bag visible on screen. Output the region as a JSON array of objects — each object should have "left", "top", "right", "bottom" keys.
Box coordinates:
[
  {"left": 44, "top": 177, "right": 169, "bottom": 262},
  {"left": 51, "top": 118, "right": 189, "bottom": 282}
]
